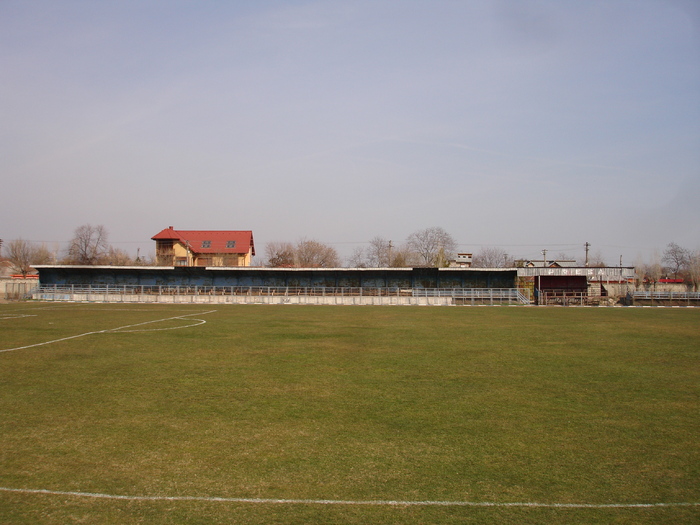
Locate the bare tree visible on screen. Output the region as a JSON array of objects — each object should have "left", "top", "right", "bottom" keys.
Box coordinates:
[
  {"left": 472, "top": 247, "right": 512, "bottom": 268},
  {"left": 66, "top": 224, "right": 109, "bottom": 265},
  {"left": 686, "top": 250, "right": 700, "bottom": 291},
  {"left": 366, "top": 236, "right": 392, "bottom": 267},
  {"left": 662, "top": 242, "right": 689, "bottom": 279},
  {"left": 633, "top": 255, "right": 650, "bottom": 289},
  {"left": 642, "top": 251, "right": 664, "bottom": 290},
  {"left": 264, "top": 239, "right": 340, "bottom": 268},
  {"left": 645, "top": 263, "right": 664, "bottom": 291},
  {"left": 349, "top": 237, "right": 409, "bottom": 267},
  {"left": 347, "top": 246, "right": 368, "bottom": 268},
  {"left": 106, "top": 246, "right": 134, "bottom": 265},
  {"left": 134, "top": 251, "right": 156, "bottom": 266},
  {"left": 389, "top": 244, "right": 417, "bottom": 267},
  {"left": 294, "top": 239, "right": 340, "bottom": 268},
  {"left": 588, "top": 250, "right": 607, "bottom": 268},
  {"left": 265, "top": 242, "right": 296, "bottom": 267},
  {"left": 406, "top": 227, "right": 457, "bottom": 267},
  {"left": 32, "top": 244, "right": 53, "bottom": 265},
  {"left": 6, "top": 239, "right": 33, "bottom": 277},
  {"left": 6, "top": 239, "right": 52, "bottom": 277}
]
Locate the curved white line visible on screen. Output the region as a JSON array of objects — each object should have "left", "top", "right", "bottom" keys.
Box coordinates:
[
  {"left": 101, "top": 310, "right": 216, "bottom": 333},
  {"left": 112, "top": 318, "right": 207, "bottom": 332},
  {"left": 0, "top": 487, "right": 696, "bottom": 508},
  {"left": 0, "top": 310, "right": 216, "bottom": 353}
]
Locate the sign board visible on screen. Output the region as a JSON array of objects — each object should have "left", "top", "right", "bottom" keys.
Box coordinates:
[{"left": 517, "top": 267, "right": 635, "bottom": 279}]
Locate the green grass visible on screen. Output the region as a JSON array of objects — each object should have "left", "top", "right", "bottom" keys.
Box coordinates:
[{"left": 0, "top": 303, "right": 698, "bottom": 524}]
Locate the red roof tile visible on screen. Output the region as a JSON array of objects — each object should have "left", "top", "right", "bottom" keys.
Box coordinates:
[{"left": 152, "top": 227, "right": 255, "bottom": 256}]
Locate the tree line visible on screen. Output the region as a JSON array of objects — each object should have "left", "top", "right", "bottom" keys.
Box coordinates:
[
  {"left": 636, "top": 242, "right": 700, "bottom": 291},
  {"left": 2, "top": 224, "right": 151, "bottom": 277},
  {"left": 265, "top": 227, "right": 516, "bottom": 269},
  {"left": 4, "top": 225, "right": 699, "bottom": 291},
  {"left": 264, "top": 227, "right": 463, "bottom": 269}
]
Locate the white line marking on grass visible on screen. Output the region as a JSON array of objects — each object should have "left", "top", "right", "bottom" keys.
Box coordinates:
[
  {"left": 0, "top": 314, "right": 37, "bottom": 320},
  {"left": 110, "top": 318, "right": 208, "bottom": 332},
  {"left": 0, "top": 310, "right": 216, "bottom": 353},
  {"left": 102, "top": 310, "right": 216, "bottom": 333},
  {"left": 0, "top": 487, "right": 697, "bottom": 508}
]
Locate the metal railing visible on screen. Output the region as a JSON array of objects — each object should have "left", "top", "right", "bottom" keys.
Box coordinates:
[
  {"left": 538, "top": 289, "right": 700, "bottom": 306},
  {"left": 33, "top": 284, "right": 532, "bottom": 305},
  {"left": 539, "top": 291, "right": 609, "bottom": 306},
  {"left": 411, "top": 288, "right": 530, "bottom": 304},
  {"left": 632, "top": 291, "right": 700, "bottom": 300}
]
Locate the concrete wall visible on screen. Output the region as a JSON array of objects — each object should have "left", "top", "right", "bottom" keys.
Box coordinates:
[
  {"left": 1, "top": 278, "right": 39, "bottom": 300},
  {"left": 31, "top": 291, "right": 520, "bottom": 306},
  {"left": 636, "top": 282, "right": 691, "bottom": 293}
]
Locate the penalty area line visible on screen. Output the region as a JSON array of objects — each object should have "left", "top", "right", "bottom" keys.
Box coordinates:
[{"left": 0, "top": 487, "right": 697, "bottom": 508}]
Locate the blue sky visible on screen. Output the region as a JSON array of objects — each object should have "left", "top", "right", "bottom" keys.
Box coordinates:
[{"left": 2, "top": 0, "right": 698, "bottom": 265}]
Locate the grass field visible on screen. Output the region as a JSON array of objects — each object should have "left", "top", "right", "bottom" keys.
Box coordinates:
[{"left": 0, "top": 303, "right": 698, "bottom": 524}]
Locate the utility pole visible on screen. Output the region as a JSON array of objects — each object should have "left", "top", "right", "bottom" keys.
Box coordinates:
[
  {"left": 388, "top": 240, "right": 393, "bottom": 267},
  {"left": 541, "top": 249, "right": 547, "bottom": 267},
  {"left": 585, "top": 242, "right": 590, "bottom": 267}
]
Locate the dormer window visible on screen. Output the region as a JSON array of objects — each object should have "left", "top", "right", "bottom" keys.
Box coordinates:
[
  {"left": 226, "top": 241, "right": 236, "bottom": 248},
  {"left": 201, "top": 240, "right": 211, "bottom": 248}
]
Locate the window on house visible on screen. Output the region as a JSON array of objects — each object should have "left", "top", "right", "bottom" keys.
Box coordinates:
[
  {"left": 226, "top": 241, "right": 236, "bottom": 248},
  {"left": 201, "top": 240, "right": 211, "bottom": 248}
]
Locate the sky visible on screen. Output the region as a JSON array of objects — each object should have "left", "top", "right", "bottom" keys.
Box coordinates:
[{"left": 2, "top": 0, "right": 699, "bottom": 266}]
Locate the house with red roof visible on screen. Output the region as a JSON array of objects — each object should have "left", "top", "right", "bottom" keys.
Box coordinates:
[{"left": 152, "top": 227, "right": 255, "bottom": 267}]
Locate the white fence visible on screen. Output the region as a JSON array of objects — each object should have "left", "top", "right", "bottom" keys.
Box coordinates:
[
  {"left": 631, "top": 291, "right": 700, "bottom": 305},
  {"left": 632, "top": 291, "right": 700, "bottom": 300},
  {"left": 538, "top": 290, "right": 700, "bottom": 306},
  {"left": 27, "top": 285, "right": 700, "bottom": 306},
  {"left": 31, "top": 284, "right": 532, "bottom": 306}
]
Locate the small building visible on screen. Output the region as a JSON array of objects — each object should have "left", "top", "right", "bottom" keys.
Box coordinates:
[
  {"left": 152, "top": 227, "right": 255, "bottom": 267},
  {"left": 450, "top": 253, "right": 473, "bottom": 268},
  {"left": 517, "top": 266, "right": 636, "bottom": 304},
  {"left": 518, "top": 259, "right": 578, "bottom": 268}
]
